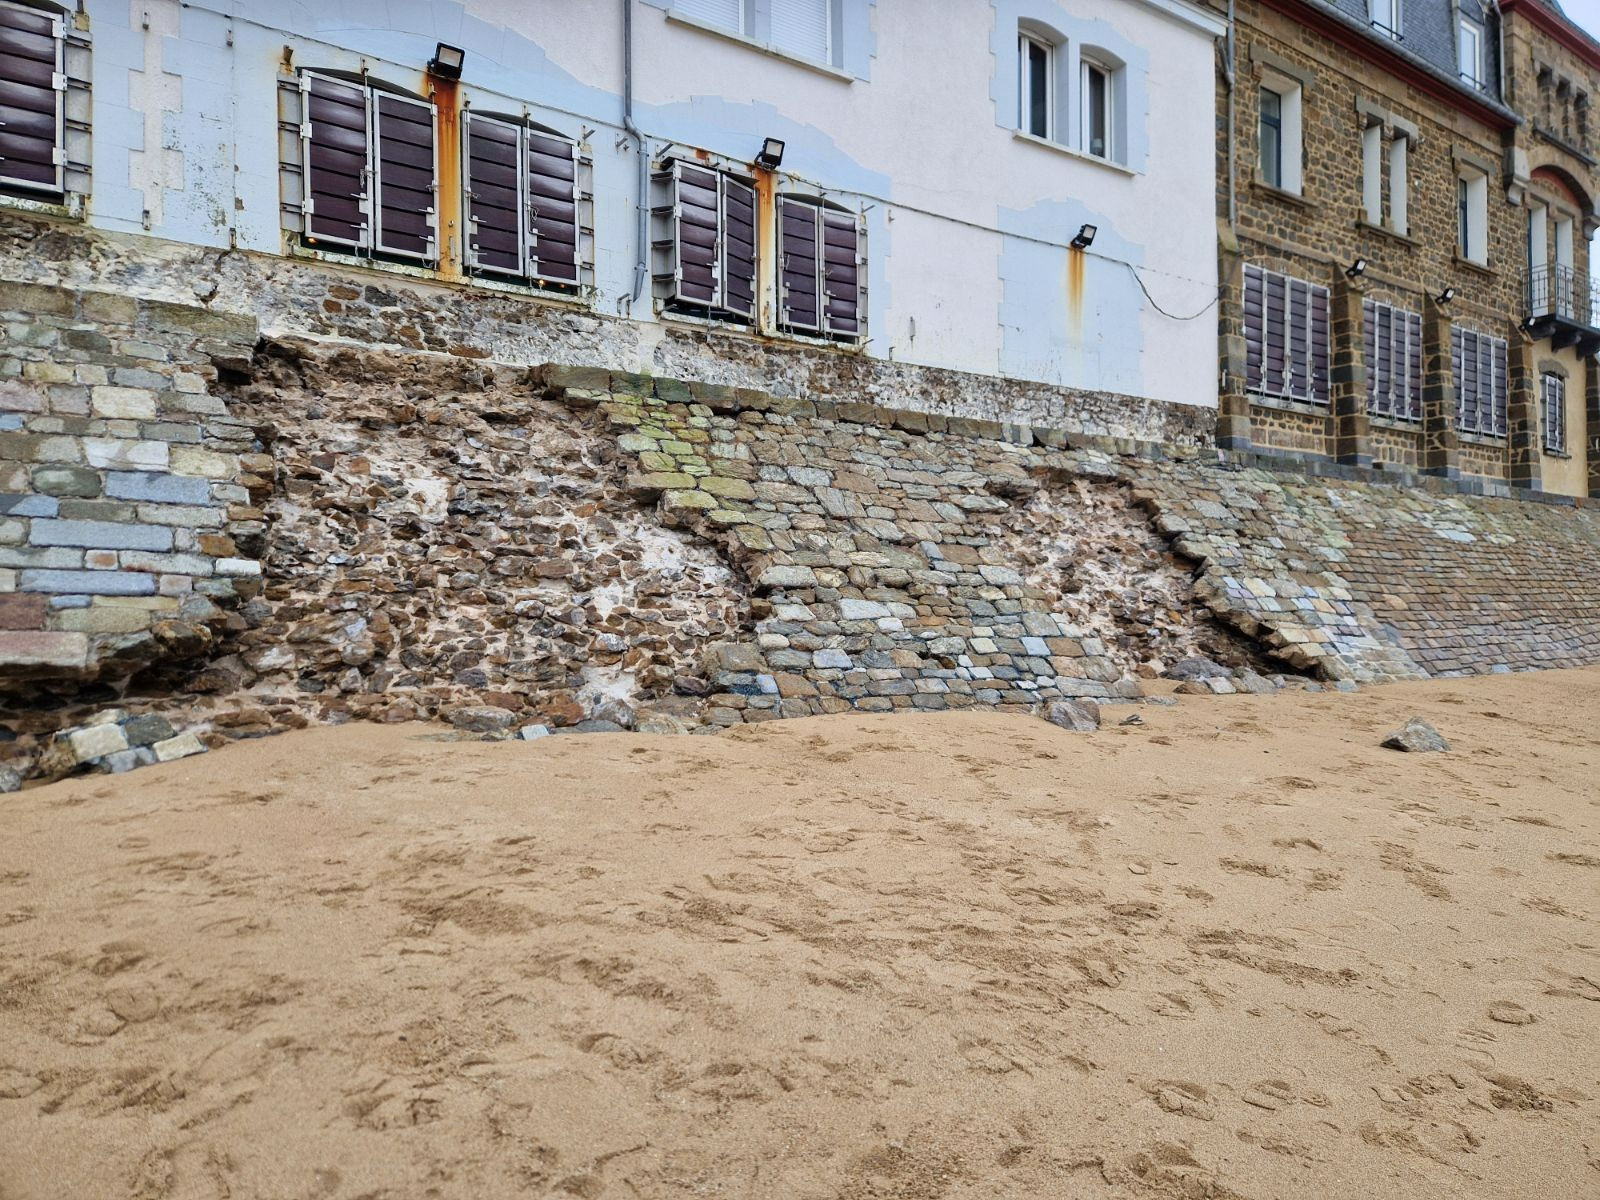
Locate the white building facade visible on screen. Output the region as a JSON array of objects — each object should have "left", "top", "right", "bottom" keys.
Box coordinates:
[{"left": 0, "top": 0, "right": 1226, "bottom": 432}]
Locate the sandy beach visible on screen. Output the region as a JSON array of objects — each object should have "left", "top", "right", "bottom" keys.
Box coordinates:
[{"left": 1, "top": 670, "right": 1597, "bottom": 1199}]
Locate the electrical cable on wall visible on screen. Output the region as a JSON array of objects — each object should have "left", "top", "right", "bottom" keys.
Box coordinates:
[{"left": 1121, "top": 262, "right": 1220, "bottom": 322}]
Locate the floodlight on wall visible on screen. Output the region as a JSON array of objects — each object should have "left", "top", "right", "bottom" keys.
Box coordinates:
[
  {"left": 1436, "top": 287, "right": 1456, "bottom": 305},
  {"left": 428, "top": 42, "right": 466, "bottom": 79},
  {"left": 1071, "top": 224, "right": 1097, "bottom": 249},
  {"left": 755, "top": 137, "right": 786, "bottom": 169},
  {"left": 1345, "top": 257, "right": 1367, "bottom": 279}
]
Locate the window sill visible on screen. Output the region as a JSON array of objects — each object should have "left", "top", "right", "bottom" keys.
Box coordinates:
[
  {"left": 284, "top": 242, "right": 595, "bottom": 308},
  {"left": 1355, "top": 218, "right": 1417, "bottom": 246},
  {"left": 1249, "top": 392, "right": 1329, "bottom": 417},
  {"left": 1542, "top": 447, "right": 1573, "bottom": 460},
  {"left": 0, "top": 191, "right": 84, "bottom": 221},
  {"left": 1459, "top": 431, "right": 1507, "bottom": 448},
  {"left": 1369, "top": 413, "right": 1423, "bottom": 432},
  {"left": 1251, "top": 178, "right": 1315, "bottom": 209},
  {"left": 1011, "top": 130, "right": 1137, "bottom": 176},
  {"left": 1453, "top": 253, "right": 1495, "bottom": 277},
  {"left": 656, "top": 303, "right": 867, "bottom": 352},
  {"left": 665, "top": 12, "right": 853, "bottom": 81}
]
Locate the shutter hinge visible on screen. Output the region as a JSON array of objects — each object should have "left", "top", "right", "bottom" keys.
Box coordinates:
[{"left": 52, "top": 72, "right": 68, "bottom": 92}]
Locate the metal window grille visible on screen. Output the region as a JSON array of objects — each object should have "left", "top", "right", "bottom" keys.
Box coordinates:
[
  {"left": 651, "top": 159, "right": 757, "bottom": 325},
  {"left": 1244, "top": 264, "right": 1330, "bottom": 405},
  {"left": 1362, "top": 299, "right": 1423, "bottom": 422},
  {"left": 1542, "top": 373, "right": 1566, "bottom": 454},
  {"left": 1451, "top": 327, "right": 1508, "bottom": 437}
]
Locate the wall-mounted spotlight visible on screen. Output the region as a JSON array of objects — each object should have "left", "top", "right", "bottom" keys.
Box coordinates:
[
  {"left": 1071, "top": 223, "right": 1097, "bottom": 250},
  {"left": 1435, "top": 287, "right": 1456, "bottom": 305},
  {"left": 755, "top": 137, "right": 786, "bottom": 170},
  {"left": 1345, "top": 257, "right": 1367, "bottom": 279},
  {"left": 428, "top": 42, "right": 465, "bottom": 79}
]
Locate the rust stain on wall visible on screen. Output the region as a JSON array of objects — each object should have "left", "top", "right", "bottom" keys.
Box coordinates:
[
  {"left": 754, "top": 168, "right": 777, "bottom": 332},
  {"left": 429, "top": 71, "right": 463, "bottom": 282},
  {"left": 1066, "top": 246, "right": 1086, "bottom": 341}
]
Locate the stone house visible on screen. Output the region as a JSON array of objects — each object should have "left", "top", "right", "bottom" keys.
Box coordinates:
[{"left": 1211, "top": 0, "right": 1600, "bottom": 499}]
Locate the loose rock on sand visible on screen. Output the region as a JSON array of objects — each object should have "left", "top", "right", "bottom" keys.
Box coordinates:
[{"left": 1, "top": 668, "right": 1596, "bottom": 1198}]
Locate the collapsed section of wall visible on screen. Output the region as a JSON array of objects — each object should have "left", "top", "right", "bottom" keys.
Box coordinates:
[{"left": 0, "top": 282, "right": 261, "bottom": 683}]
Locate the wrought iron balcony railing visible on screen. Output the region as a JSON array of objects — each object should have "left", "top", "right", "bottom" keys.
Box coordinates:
[{"left": 1526, "top": 264, "right": 1600, "bottom": 331}]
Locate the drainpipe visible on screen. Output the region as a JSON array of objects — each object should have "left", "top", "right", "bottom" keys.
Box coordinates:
[
  {"left": 622, "top": 0, "right": 649, "bottom": 308},
  {"left": 1222, "top": 0, "right": 1237, "bottom": 235}
]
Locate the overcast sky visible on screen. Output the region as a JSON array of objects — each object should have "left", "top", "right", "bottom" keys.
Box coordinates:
[{"left": 1559, "top": 0, "right": 1600, "bottom": 38}]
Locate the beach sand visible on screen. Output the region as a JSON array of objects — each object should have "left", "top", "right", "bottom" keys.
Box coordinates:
[{"left": 2, "top": 669, "right": 1597, "bottom": 1198}]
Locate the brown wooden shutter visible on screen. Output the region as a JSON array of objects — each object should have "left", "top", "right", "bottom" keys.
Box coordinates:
[
  {"left": 1491, "top": 336, "right": 1508, "bottom": 437},
  {"left": 1264, "top": 270, "right": 1286, "bottom": 393},
  {"left": 778, "top": 197, "right": 821, "bottom": 333},
  {"left": 303, "top": 73, "right": 370, "bottom": 250},
  {"left": 1243, "top": 264, "right": 1265, "bottom": 392},
  {"left": 527, "top": 127, "right": 578, "bottom": 284},
  {"left": 1405, "top": 310, "right": 1422, "bottom": 421},
  {"left": 372, "top": 90, "right": 436, "bottom": 263},
  {"left": 1363, "top": 298, "right": 1379, "bottom": 412},
  {"left": 721, "top": 173, "right": 756, "bottom": 321},
  {"left": 0, "top": 1, "right": 63, "bottom": 196},
  {"left": 464, "top": 112, "right": 522, "bottom": 277},
  {"left": 821, "top": 207, "right": 861, "bottom": 338},
  {"left": 1309, "top": 284, "right": 1330, "bottom": 403},
  {"left": 673, "top": 162, "right": 720, "bottom": 307}
]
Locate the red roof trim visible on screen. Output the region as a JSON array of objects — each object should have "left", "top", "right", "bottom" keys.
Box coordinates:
[
  {"left": 1501, "top": 0, "right": 1600, "bottom": 74},
  {"left": 1257, "top": 0, "right": 1516, "bottom": 130}
]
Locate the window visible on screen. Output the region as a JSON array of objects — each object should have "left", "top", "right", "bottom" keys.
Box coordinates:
[
  {"left": 278, "top": 72, "right": 439, "bottom": 265},
  {"left": 1260, "top": 88, "right": 1283, "bottom": 189},
  {"left": 1451, "top": 327, "right": 1508, "bottom": 437},
  {"left": 1258, "top": 81, "right": 1302, "bottom": 193},
  {"left": 0, "top": 0, "right": 89, "bottom": 204},
  {"left": 1457, "top": 168, "right": 1488, "bottom": 264},
  {"left": 1081, "top": 58, "right": 1112, "bottom": 160},
  {"left": 1542, "top": 373, "right": 1567, "bottom": 454},
  {"left": 777, "top": 196, "right": 865, "bottom": 341},
  {"left": 1018, "top": 32, "right": 1052, "bottom": 139},
  {"left": 1363, "top": 300, "right": 1422, "bottom": 421},
  {"left": 463, "top": 112, "right": 592, "bottom": 292},
  {"left": 1388, "top": 135, "right": 1408, "bottom": 235},
  {"left": 1459, "top": 18, "right": 1484, "bottom": 88},
  {"left": 674, "top": 0, "right": 838, "bottom": 67},
  {"left": 651, "top": 160, "right": 757, "bottom": 323},
  {"left": 1361, "top": 123, "right": 1382, "bottom": 226},
  {"left": 1369, "top": 0, "right": 1401, "bottom": 39},
  {"left": 1243, "top": 265, "right": 1331, "bottom": 405}
]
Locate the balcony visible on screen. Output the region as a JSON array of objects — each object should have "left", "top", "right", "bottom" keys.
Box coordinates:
[{"left": 1524, "top": 265, "right": 1600, "bottom": 356}]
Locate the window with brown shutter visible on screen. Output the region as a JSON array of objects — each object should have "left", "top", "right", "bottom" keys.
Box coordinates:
[
  {"left": 651, "top": 160, "right": 757, "bottom": 324},
  {"left": 1243, "top": 264, "right": 1329, "bottom": 404},
  {"left": 279, "top": 71, "right": 437, "bottom": 265},
  {"left": 464, "top": 112, "right": 590, "bottom": 291},
  {"left": 0, "top": 0, "right": 89, "bottom": 204},
  {"left": 1362, "top": 299, "right": 1422, "bottom": 422},
  {"left": 1542, "top": 372, "right": 1566, "bottom": 454},
  {"left": 777, "top": 196, "right": 864, "bottom": 342},
  {"left": 1451, "top": 327, "right": 1507, "bottom": 437}
]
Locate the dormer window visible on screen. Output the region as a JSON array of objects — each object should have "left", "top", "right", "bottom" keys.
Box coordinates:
[
  {"left": 1459, "top": 17, "right": 1484, "bottom": 89},
  {"left": 1369, "top": 0, "right": 1401, "bottom": 40}
]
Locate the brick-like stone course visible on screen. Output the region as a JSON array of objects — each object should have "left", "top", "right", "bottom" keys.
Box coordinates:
[{"left": 0, "top": 282, "right": 261, "bottom": 680}]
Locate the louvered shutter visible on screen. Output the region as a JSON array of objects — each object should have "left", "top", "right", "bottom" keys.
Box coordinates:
[
  {"left": 721, "top": 173, "right": 757, "bottom": 320},
  {"left": 778, "top": 197, "right": 821, "bottom": 333},
  {"left": 527, "top": 127, "right": 579, "bottom": 284},
  {"left": 1308, "top": 285, "right": 1330, "bottom": 404},
  {"left": 1405, "top": 310, "right": 1422, "bottom": 421},
  {"left": 464, "top": 111, "right": 522, "bottom": 276},
  {"left": 1264, "top": 271, "right": 1286, "bottom": 394},
  {"left": 1243, "top": 264, "right": 1265, "bottom": 392},
  {"left": 0, "top": 1, "right": 64, "bottom": 196},
  {"left": 372, "top": 90, "right": 437, "bottom": 263},
  {"left": 821, "top": 207, "right": 861, "bottom": 338},
  {"left": 1491, "top": 336, "right": 1508, "bottom": 437},
  {"left": 771, "top": 0, "right": 831, "bottom": 62},
  {"left": 303, "top": 73, "right": 370, "bottom": 250},
  {"left": 675, "top": 0, "right": 743, "bottom": 32},
  {"left": 1363, "top": 298, "right": 1378, "bottom": 412},
  {"left": 671, "top": 162, "right": 720, "bottom": 306}
]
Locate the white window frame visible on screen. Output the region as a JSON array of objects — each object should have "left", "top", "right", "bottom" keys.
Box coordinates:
[
  {"left": 1459, "top": 17, "right": 1484, "bottom": 88},
  {"left": 1542, "top": 372, "right": 1567, "bottom": 454},
  {"left": 1458, "top": 168, "right": 1488, "bottom": 264},
  {"left": 1080, "top": 57, "right": 1114, "bottom": 161},
  {"left": 671, "top": 0, "right": 840, "bottom": 69},
  {"left": 0, "top": 0, "right": 90, "bottom": 208},
  {"left": 1259, "top": 75, "right": 1303, "bottom": 194},
  {"left": 1017, "top": 30, "right": 1055, "bottom": 141},
  {"left": 1369, "top": 0, "right": 1402, "bottom": 39},
  {"left": 1361, "top": 122, "right": 1383, "bottom": 226},
  {"left": 1387, "top": 134, "right": 1408, "bottom": 235}
]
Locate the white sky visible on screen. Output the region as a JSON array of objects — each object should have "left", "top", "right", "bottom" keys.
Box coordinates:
[{"left": 1558, "top": 0, "right": 1600, "bottom": 39}]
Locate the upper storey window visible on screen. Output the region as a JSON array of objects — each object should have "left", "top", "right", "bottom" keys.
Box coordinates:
[
  {"left": 1258, "top": 78, "right": 1302, "bottom": 194},
  {"left": 1369, "top": 0, "right": 1402, "bottom": 41},
  {"left": 1018, "top": 30, "right": 1053, "bottom": 140},
  {"left": 1081, "top": 56, "right": 1113, "bottom": 161},
  {"left": 1013, "top": 24, "right": 1127, "bottom": 166},
  {"left": 674, "top": 0, "right": 838, "bottom": 68},
  {"left": 1458, "top": 17, "right": 1484, "bottom": 89}
]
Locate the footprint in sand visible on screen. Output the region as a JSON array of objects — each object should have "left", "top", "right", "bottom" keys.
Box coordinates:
[
  {"left": 1145, "top": 1079, "right": 1215, "bottom": 1121},
  {"left": 1487, "top": 1000, "right": 1535, "bottom": 1025}
]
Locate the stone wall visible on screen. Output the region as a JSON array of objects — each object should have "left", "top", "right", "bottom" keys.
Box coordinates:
[{"left": 0, "top": 281, "right": 261, "bottom": 683}]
